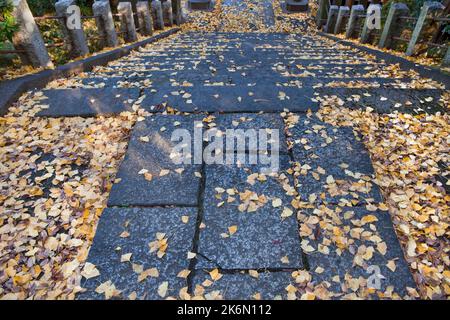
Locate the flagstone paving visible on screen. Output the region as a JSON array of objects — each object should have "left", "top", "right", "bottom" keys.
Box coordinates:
[
  {"left": 288, "top": 114, "right": 383, "bottom": 205},
  {"left": 107, "top": 114, "right": 203, "bottom": 207},
  {"left": 196, "top": 156, "right": 303, "bottom": 270},
  {"left": 20, "top": 3, "right": 446, "bottom": 300},
  {"left": 78, "top": 207, "right": 197, "bottom": 300}
]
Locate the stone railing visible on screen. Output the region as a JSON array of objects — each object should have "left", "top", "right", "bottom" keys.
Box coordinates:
[
  {"left": 1, "top": 0, "right": 182, "bottom": 69},
  {"left": 319, "top": 1, "right": 450, "bottom": 66}
]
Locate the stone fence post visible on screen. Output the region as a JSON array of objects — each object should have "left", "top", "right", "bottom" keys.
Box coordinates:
[
  {"left": 162, "top": 0, "right": 174, "bottom": 27},
  {"left": 316, "top": 0, "right": 328, "bottom": 28},
  {"left": 345, "top": 4, "right": 364, "bottom": 39},
  {"left": 443, "top": 47, "right": 450, "bottom": 67},
  {"left": 136, "top": 1, "right": 153, "bottom": 36},
  {"left": 334, "top": 6, "right": 350, "bottom": 34},
  {"left": 151, "top": 1, "right": 165, "bottom": 30},
  {"left": 378, "top": 3, "right": 409, "bottom": 50},
  {"left": 172, "top": 0, "right": 182, "bottom": 25},
  {"left": 55, "top": 0, "right": 89, "bottom": 58},
  {"left": 11, "top": 0, "right": 53, "bottom": 68},
  {"left": 360, "top": 4, "right": 382, "bottom": 44},
  {"left": 324, "top": 5, "right": 339, "bottom": 33},
  {"left": 189, "top": 0, "right": 211, "bottom": 10},
  {"left": 406, "top": 1, "right": 445, "bottom": 56},
  {"left": 93, "top": 0, "right": 118, "bottom": 48},
  {"left": 118, "top": 2, "right": 138, "bottom": 43}
]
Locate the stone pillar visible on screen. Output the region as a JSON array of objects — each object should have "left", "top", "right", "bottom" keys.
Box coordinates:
[
  {"left": 55, "top": 0, "right": 89, "bottom": 58},
  {"left": 11, "top": 0, "right": 53, "bottom": 68},
  {"left": 93, "top": 0, "right": 119, "bottom": 48},
  {"left": 406, "top": 1, "right": 445, "bottom": 56},
  {"left": 334, "top": 6, "right": 350, "bottom": 34},
  {"left": 172, "top": 0, "right": 182, "bottom": 25},
  {"left": 345, "top": 4, "right": 364, "bottom": 39},
  {"left": 162, "top": 0, "right": 174, "bottom": 27},
  {"left": 136, "top": 1, "right": 153, "bottom": 36},
  {"left": 151, "top": 1, "right": 165, "bottom": 30},
  {"left": 189, "top": 0, "right": 211, "bottom": 10},
  {"left": 316, "top": 0, "right": 328, "bottom": 28},
  {"left": 378, "top": 3, "right": 409, "bottom": 49},
  {"left": 360, "top": 4, "right": 382, "bottom": 44},
  {"left": 286, "top": 0, "right": 309, "bottom": 12},
  {"left": 118, "top": 2, "right": 138, "bottom": 42},
  {"left": 324, "top": 5, "right": 339, "bottom": 33},
  {"left": 442, "top": 46, "right": 450, "bottom": 67}
]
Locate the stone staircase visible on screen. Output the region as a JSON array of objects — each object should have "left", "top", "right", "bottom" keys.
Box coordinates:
[
  {"left": 33, "top": 30, "right": 446, "bottom": 299},
  {"left": 37, "top": 32, "right": 446, "bottom": 117}
]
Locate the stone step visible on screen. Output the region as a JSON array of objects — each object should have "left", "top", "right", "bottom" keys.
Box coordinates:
[
  {"left": 96, "top": 62, "right": 381, "bottom": 76},
  {"left": 36, "top": 88, "right": 140, "bottom": 117},
  {"left": 108, "top": 58, "right": 381, "bottom": 69},
  {"left": 74, "top": 74, "right": 410, "bottom": 90},
  {"left": 315, "top": 88, "right": 446, "bottom": 114},
  {"left": 141, "top": 85, "right": 317, "bottom": 113},
  {"left": 139, "top": 48, "right": 362, "bottom": 57}
]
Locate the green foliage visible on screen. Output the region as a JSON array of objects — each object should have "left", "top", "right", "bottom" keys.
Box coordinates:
[
  {"left": 27, "top": 0, "right": 56, "bottom": 16},
  {"left": 382, "top": 0, "right": 445, "bottom": 17},
  {"left": 0, "top": 0, "right": 18, "bottom": 44},
  {"left": 27, "top": 0, "right": 95, "bottom": 16},
  {"left": 444, "top": 25, "right": 450, "bottom": 35}
]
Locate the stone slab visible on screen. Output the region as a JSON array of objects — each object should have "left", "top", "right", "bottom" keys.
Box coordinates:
[
  {"left": 191, "top": 270, "right": 294, "bottom": 300},
  {"left": 142, "top": 86, "right": 317, "bottom": 113},
  {"left": 36, "top": 88, "right": 140, "bottom": 117},
  {"left": 289, "top": 115, "right": 382, "bottom": 205},
  {"left": 316, "top": 88, "right": 446, "bottom": 114},
  {"left": 78, "top": 207, "right": 197, "bottom": 300},
  {"left": 0, "top": 28, "right": 180, "bottom": 116},
  {"left": 107, "top": 115, "right": 203, "bottom": 207},
  {"left": 196, "top": 156, "right": 304, "bottom": 269},
  {"left": 319, "top": 33, "right": 450, "bottom": 89},
  {"left": 305, "top": 205, "right": 416, "bottom": 297}
]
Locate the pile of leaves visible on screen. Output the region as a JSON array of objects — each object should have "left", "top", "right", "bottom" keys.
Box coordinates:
[
  {"left": 314, "top": 102, "right": 449, "bottom": 299},
  {"left": 0, "top": 93, "right": 137, "bottom": 299},
  {"left": 182, "top": 0, "right": 315, "bottom": 33}
]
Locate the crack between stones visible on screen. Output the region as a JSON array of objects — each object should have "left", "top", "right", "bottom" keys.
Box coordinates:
[
  {"left": 186, "top": 139, "right": 207, "bottom": 294},
  {"left": 195, "top": 267, "right": 304, "bottom": 274},
  {"left": 195, "top": 252, "right": 223, "bottom": 269},
  {"left": 285, "top": 122, "right": 310, "bottom": 272},
  {"left": 108, "top": 204, "right": 198, "bottom": 209}
]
